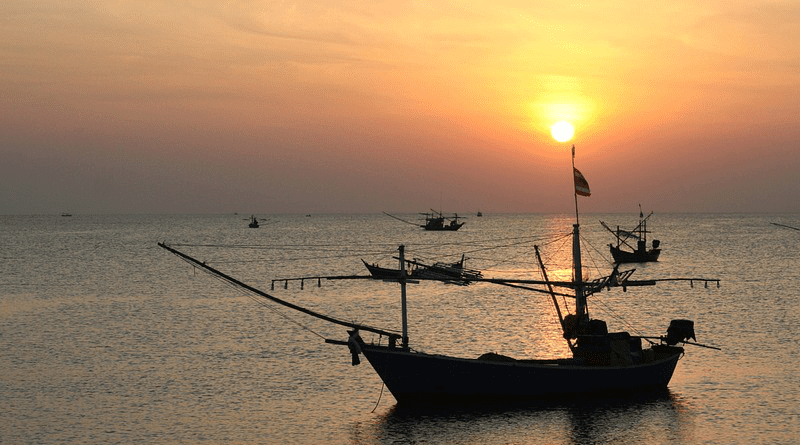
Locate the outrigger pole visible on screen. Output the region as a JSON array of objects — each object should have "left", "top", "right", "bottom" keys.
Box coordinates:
[
  {"left": 382, "top": 211, "right": 418, "bottom": 226},
  {"left": 535, "top": 245, "right": 575, "bottom": 353},
  {"left": 772, "top": 222, "right": 800, "bottom": 231},
  {"left": 158, "top": 242, "right": 401, "bottom": 341}
]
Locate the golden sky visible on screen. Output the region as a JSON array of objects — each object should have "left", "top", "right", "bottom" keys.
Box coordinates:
[{"left": 2, "top": 1, "right": 799, "bottom": 213}]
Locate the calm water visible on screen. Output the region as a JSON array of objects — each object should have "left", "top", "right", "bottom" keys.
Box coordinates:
[{"left": 1, "top": 213, "right": 798, "bottom": 444}]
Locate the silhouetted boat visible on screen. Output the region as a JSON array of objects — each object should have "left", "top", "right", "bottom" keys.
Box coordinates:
[
  {"left": 382, "top": 210, "right": 465, "bottom": 231},
  {"left": 361, "top": 260, "right": 410, "bottom": 279},
  {"left": 248, "top": 215, "right": 259, "bottom": 228},
  {"left": 362, "top": 254, "right": 481, "bottom": 284},
  {"left": 420, "top": 210, "right": 464, "bottom": 231},
  {"left": 159, "top": 148, "right": 720, "bottom": 404},
  {"left": 601, "top": 206, "right": 661, "bottom": 263},
  {"left": 411, "top": 255, "right": 481, "bottom": 283}
]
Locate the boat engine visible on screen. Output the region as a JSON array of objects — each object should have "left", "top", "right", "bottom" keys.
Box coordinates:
[{"left": 665, "top": 319, "right": 695, "bottom": 345}]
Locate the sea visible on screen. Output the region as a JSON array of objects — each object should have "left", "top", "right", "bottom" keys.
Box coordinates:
[{"left": 1, "top": 213, "right": 798, "bottom": 444}]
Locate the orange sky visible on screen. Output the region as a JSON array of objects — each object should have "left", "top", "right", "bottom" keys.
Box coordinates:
[{"left": 2, "top": 1, "right": 799, "bottom": 214}]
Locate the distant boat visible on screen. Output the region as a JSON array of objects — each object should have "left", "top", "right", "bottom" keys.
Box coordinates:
[
  {"left": 411, "top": 254, "right": 482, "bottom": 283},
  {"left": 382, "top": 210, "right": 465, "bottom": 231},
  {"left": 61, "top": 213, "right": 72, "bottom": 217},
  {"left": 420, "top": 210, "right": 464, "bottom": 231},
  {"left": 601, "top": 206, "right": 661, "bottom": 263},
  {"left": 362, "top": 254, "right": 481, "bottom": 284},
  {"left": 361, "top": 260, "right": 413, "bottom": 279},
  {"left": 477, "top": 211, "right": 483, "bottom": 217},
  {"left": 248, "top": 215, "right": 259, "bottom": 228}
]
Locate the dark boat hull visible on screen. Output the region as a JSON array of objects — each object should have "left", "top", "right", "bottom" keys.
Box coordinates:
[
  {"left": 359, "top": 343, "right": 682, "bottom": 404},
  {"left": 421, "top": 214, "right": 464, "bottom": 231},
  {"left": 422, "top": 222, "right": 464, "bottom": 231},
  {"left": 610, "top": 245, "right": 660, "bottom": 263},
  {"left": 362, "top": 258, "right": 480, "bottom": 283},
  {"left": 362, "top": 260, "right": 406, "bottom": 279}
]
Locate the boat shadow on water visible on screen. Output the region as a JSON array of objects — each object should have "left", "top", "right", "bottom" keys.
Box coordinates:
[{"left": 361, "top": 388, "right": 688, "bottom": 444}]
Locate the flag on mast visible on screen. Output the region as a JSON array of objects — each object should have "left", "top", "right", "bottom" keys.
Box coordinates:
[
  {"left": 573, "top": 168, "right": 591, "bottom": 197},
  {"left": 572, "top": 144, "right": 590, "bottom": 196}
]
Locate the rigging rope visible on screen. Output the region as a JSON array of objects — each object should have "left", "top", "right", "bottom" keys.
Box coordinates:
[
  {"left": 167, "top": 226, "right": 644, "bottom": 336},
  {"left": 371, "top": 383, "right": 385, "bottom": 413},
  {"left": 243, "top": 293, "right": 328, "bottom": 341},
  {"left": 194, "top": 260, "right": 330, "bottom": 341}
]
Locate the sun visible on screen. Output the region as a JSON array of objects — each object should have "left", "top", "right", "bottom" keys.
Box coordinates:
[{"left": 551, "top": 121, "right": 574, "bottom": 142}]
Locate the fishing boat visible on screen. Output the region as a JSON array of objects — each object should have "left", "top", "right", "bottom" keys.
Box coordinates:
[
  {"left": 361, "top": 259, "right": 412, "bottom": 279},
  {"left": 411, "top": 254, "right": 482, "bottom": 283},
  {"left": 421, "top": 210, "right": 464, "bottom": 231},
  {"left": 362, "top": 254, "right": 482, "bottom": 284},
  {"left": 248, "top": 215, "right": 259, "bottom": 228},
  {"left": 159, "top": 148, "right": 719, "bottom": 404},
  {"left": 601, "top": 207, "right": 661, "bottom": 263},
  {"left": 382, "top": 210, "right": 465, "bottom": 231}
]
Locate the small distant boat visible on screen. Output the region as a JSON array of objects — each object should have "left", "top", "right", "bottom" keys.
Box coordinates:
[
  {"left": 61, "top": 213, "right": 72, "bottom": 217},
  {"left": 248, "top": 215, "right": 259, "bottom": 228},
  {"left": 601, "top": 206, "right": 661, "bottom": 263},
  {"left": 421, "top": 210, "right": 464, "bottom": 231},
  {"left": 477, "top": 211, "right": 483, "bottom": 217}
]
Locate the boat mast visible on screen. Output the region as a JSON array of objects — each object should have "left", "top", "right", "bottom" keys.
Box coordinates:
[
  {"left": 639, "top": 204, "right": 646, "bottom": 243},
  {"left": 398, "top": 245, "right": 409, "bottom": 349},
  {"left": 573, "top": 223, "right": 586, "bottom": 318},
  {"left": 571, "top": 146, "right": 587, "bottom": 318},
  {"left": 572, "top": 146, "right": 580, "bottom": 226}
]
